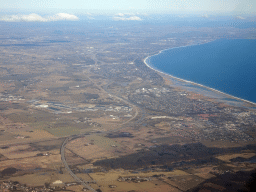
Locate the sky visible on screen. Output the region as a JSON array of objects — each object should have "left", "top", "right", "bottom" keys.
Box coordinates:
[
  {"left": 0, "top": 0, "right": 255, "bottom": 22},
  {"left": 1, "top": 0, "right": 255, "bottom": 14}
]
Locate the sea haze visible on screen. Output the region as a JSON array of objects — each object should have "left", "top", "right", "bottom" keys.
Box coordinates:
[{"left": 147, "top": 39, "right": 256, "bottom": 103}]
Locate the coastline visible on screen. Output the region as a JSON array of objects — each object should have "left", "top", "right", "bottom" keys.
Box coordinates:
[{"left": 143, "top": 44, "right": 256, "bottom": 107}]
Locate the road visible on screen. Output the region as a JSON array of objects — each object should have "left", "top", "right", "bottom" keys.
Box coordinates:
[
  {"left": 61, "top": 74, "right": 141, "bottom": 192},
  {"left": 61, "top": 137, "right": 97, "bottom": 192},
  {"left": 87, "top": 75, "right": 139, "bottom": 125}
]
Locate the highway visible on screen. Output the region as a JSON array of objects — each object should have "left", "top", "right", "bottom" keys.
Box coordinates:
[
  {"left": 61, "top": 137, "right": 97, "bottom": 192},
  {"left": 60, "top": 74, "right": 142, "bottom": 192},
  {"left": 87, "top": 75, "right": 139, "bottom": 125}
]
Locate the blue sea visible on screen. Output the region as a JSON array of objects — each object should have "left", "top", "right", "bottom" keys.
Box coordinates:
[{"left": 146, "top": 39, "right": 256, "bottom": 103}]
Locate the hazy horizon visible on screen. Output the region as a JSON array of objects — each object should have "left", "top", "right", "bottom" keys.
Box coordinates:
[
  {"left": 0, "top": 0, "right": 256, "bottom": 21},
  {"left": 1, "top": 0, "right": 256, "bottom": 12}
]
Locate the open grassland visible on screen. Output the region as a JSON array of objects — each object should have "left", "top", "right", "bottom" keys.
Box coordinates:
[
  {"left": 9, "top": 173, "right": 52, "bottom": 187},
  {"left": 29, "top": 122, "right": 51, "bottom": 129},
  {"left": 18, "top": 129, "right": 56, "bottom": 140},
  {"left": 201, "top": 140, "right": 256, "bottom": 148},
  {"left": 191, "top": 166, "right": 216, "bottom": 179},
  {"left": 44, "top": 126, "right": 82, "bottom": 137},
  {"left": 0, "top": 130, "right": 57, "bottom": 146},
  {"left": 0, "top": 153, "right": 8, "bottom": 161},
  {"left": 66, "top": 185, "right": 84, "bottom": 191},
  {"left": 0, "top": 153, "right": 62, "bottom": 171},
  {"left": 6, "top": 113, "right": 37, "bottom": 123},
  {"left": 216, "top": 152, "right": 256, "bottom": 162},
  {"left": 85, "top": 135, "right": 120, "bottom": 149},
  {"left": 99, "top": 181, "right": 181, "bottom": 192},
  {"left": 0, "top": 139, "right": 64, "bottom": 171},
  {"left": 89, "top": 169, "right": 191, "bottom": 192},
  {"left": 164, "top": 174, "right": 205, "bottom": 191},
  {"left": 0, "top": 132, "right": 16, "bottom": 142},
  {"left": 34, "top": 139, "right": 64, "bottom": 147},
  {"left": 0, "top": 146, "right": 60, "bottom": 160},
  {"left": 66, "top": 135, "right": 119, "bottom": 160},
  {"left": 64, "top": 148, "right": 88, "bottom": 165},
  {"left": 0, "top": 144, "right": 36, "bottom": 159},
  {"left": 93, "top": 117, "right": 122, "bottom": 125},
  {"left": 7, "top": 169, "right": 77, "bottom": 187}
]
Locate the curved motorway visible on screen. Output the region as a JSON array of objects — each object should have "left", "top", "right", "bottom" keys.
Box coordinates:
[
  {"left": 60, "top": 74, "right": 141, "bottom": 192},
  {"left": 61, "top": 137, "right": 97, "bottom": 192}
]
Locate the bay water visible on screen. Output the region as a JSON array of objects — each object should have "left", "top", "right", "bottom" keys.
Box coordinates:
[{"left": 146, "top": 39, "right": 256, "bottom": 103}]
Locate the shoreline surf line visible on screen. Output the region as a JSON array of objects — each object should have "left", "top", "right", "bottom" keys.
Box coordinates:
[{"left": 143, "top": 44, "right": 256, "bottom": 107}]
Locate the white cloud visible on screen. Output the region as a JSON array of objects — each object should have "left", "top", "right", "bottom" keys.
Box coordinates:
[
  {"left": 201, "top": 14, "right": 209, "bottom": 18},
  {"left": 0, "top": 13, "right": 79, "bottom": 22},
  {"left": 88, "top": 16, "right": 95, "bottom": 20},
  {"left": 115, "top": 13, "right": 135, "bottom": 17},
  {"left": 138, "top": 13, "right": 149, "bottom": 16},
  {"left": 116, "top": 13, "right": 125, "bottom": 17},
  {"left": 113, "top": 16, "right": 142, "bottom": 21},
  {"left": 48, "top": 13, "right": 79, "bottom": 21},
  {"left": 235, "top": 16, "right": 245, "bottom": 20},
  {"left": 0, "top": 13, "right": 47, "bottom": 22}
]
